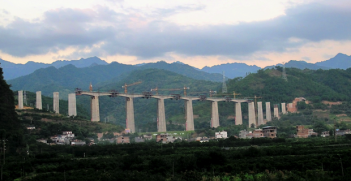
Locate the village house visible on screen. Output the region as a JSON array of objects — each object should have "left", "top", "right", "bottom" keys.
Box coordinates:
[
  {"left": 117, "top": 136, "right": 130, "bottom": 144},
  {"left": 143, "top": 134, "right": 153, "bottom": 140},
  {"left": 134, "top": 136, "right": 145, "bottom": 143},
  {"left": 26, "top": 126, "right": 35, "bottom": 130},
  {"left": 215, "top": 131, "right": 227, "bottom": 139},
  {"left": 71, "top": 139, "right": 86, "bottom": 146},
  {"left": 262, "top": 126, "right": 277, "bottom": 138},
  {"left": 336, "top": 129, "right": 351, "bottom": 136},
  {"left": 36, "top": 139, "right": 47, "bottom": 144},
  {"left": 252, "top": 129, "right": 264, "bottom": 138},
  {"left": 295, "top": 125, "right": 318, "bottom": 138},
  {"left": 239, "top": 128, "right": 277, "bottom": 139},
  {"left": 321, "top": 131, "right": 330, "bottom": 137}
]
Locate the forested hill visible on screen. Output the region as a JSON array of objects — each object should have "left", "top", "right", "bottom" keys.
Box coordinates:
[
  {"left": 7, "top": 61, "right": 224, "bottom": 99},
  {"left": 139, "top": 61, "right": 224, "bottom": 82},
  {"left": 7, "top": 63, "right": 137, "bottom": 99},
  {"left": 0, "top": 65, "right": 21, "bottom": 134},
  {"left": 225, "top": 67, "right": 351, "bottom": 104}
]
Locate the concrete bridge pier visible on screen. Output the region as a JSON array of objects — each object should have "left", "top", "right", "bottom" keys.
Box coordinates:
[
  {"left": 36, "top": 91, "right": 42, "bottom": 110},
  {"left": 91, "top": 95, "right": 100, "bottom": 122},
  {"left": 235, "top": 102, "right": 243, "bottom": 125},
  {"left": 53, "top": 92, "right": 59, "bottom": 114},
  {"left": 68, "top": 93, "right": 77, "bottom": 116},
  {"left": 257, "top": 102, "right": 264, "bottom": 126},
  {"left": 211, "top": 101, "right": 220, "bottom": 128},
  {"left": 281, "top": 103, "right": 286, "bottom": 114},
  {"left": 184, "top": 99, "right": 195, "bottom": 131},
  {"left": 126, "top": 97, "right": 135, "bottom": 133},
  {"left": 274, "top": 104, "right": 279, "bottom": 119},
  {"left": 18, "top": 90, "right": 23, "bottom": 109},
  {"left": 157, "top": 98, "right": 167, "bottom": 132},
  {"left": 248, "top": 102, "right": 256, "bottom": 128},
  {"left": 266, "top": 102, "right": 272, "bottom": 121}
]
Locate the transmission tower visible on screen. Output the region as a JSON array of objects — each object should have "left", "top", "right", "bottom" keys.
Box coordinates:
[
  {"left": 222, "top": 71, "right": 227, "bottom": 93},
  {"left": 282, "top": 62, "right": 287, "bottom": 81}
]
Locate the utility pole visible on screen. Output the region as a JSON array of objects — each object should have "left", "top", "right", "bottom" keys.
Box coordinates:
[{"left": 334, "top": 119, "right": 337, "bottom": 142}]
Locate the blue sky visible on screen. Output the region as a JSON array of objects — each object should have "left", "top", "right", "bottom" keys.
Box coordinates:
[{"left": 0, "top": 0, "right": 351, "bottom": 68}]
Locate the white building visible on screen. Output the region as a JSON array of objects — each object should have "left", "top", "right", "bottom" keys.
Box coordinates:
[
  {"left": 215, "top": 131, "right": 227, "bottom": 139},
  {"left": 62, "top": 131, "right": 75, "bottom": 138}
]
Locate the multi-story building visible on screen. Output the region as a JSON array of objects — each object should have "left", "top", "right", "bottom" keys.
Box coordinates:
[
  {"left": 262, "top": 126, "right": 277, "bottom": 138},
  {"left": 296, "top": 125, "right": 309, "bottom": 138},
  {"left": 252, "top": 129, "right": 264, "bottom": 138}
]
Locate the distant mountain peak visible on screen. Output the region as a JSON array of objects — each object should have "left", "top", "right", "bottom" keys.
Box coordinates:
[{"left": 173, "top": 61, "right": 185, "bottom": 65}]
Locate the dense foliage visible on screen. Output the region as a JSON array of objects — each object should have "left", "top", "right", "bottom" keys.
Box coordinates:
[
  {"left": 2, "top": 137, "right": 351, "bottom": 180},
  {"left": 0, "top": 65, "right": 22, "bottom": 140}
]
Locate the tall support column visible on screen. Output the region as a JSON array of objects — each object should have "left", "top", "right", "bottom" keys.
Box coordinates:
[
  {"left": 266, "top": 102, "right": 272, "bottom": 122},
  {"left": 126, "top": 97, "right": 135, "bottom": 133},
  {"left": 257, "top": 102, "right": 264, "bottom": 126},
  {"left": 235, "top": 102, "right": 243, "bottom": 125},
  {"left": 211, "top": 101, "right": 220, "bottom": 128},
  {"left": 157, "top": 98, "right": 167, "bottom": 132},
  {"left": 185, "top": 99, "right": 194, "bottom": 131},
  {"left": 274, "top": 104, "right": 279, "bottom": 119},
  {"left": 68, "top": 93, "right": 77, "bottom": 116},
  {"left": 281, "top": 103, "right": 286, "bottom": 114},
  {"left": 18, "top": 90, "right": 23, "bottom": 109},
  {"left": 91, "top": 95, "right": 100, "bottom": 122},
  {"left": 248, "top": 102, "right": 256, "bottom": 128},
  {"left": 36, "top": 91, "right": 42, "bottom": 110},
  {"left": 53, "top": 92, "right": 59, "bottom": 114}
]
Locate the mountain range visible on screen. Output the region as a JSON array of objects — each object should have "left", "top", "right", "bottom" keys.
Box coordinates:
[
  {"left": 0, "top": 57, "right": 108, "bottom": 80},
  {"left": 2, "top": 53, "right": 351, "bottom": 80}
]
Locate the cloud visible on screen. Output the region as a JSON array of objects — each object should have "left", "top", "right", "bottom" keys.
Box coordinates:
[{"left": 0, "top": 1, "right": 351, "bottom": 61}]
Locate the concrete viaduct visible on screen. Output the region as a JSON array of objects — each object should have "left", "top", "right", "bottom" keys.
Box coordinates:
[{"left": 17, "top": 90, "right": 287, "bottom": 133}]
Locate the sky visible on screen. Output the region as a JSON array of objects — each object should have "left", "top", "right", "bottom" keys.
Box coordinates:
[{"left": 1, "top": 0, "right": 351, "bottom": 68}]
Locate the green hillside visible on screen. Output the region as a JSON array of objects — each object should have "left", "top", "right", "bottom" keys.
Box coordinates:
[
  {"left": 8, "top": 63, "right": 137, "bottom": 99},
  {"left": 226, "top": 68, "right": 348, "bottom": 103},
  {"left": 7, "top": 61, "right": 224, "bottom": 100}
]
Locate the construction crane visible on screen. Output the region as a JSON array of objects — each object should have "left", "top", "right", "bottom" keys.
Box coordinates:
[
  {"left": 245, "top": 95, "right": 262, "bottom": 107},
  {"left": 150, "top": 87, "right": 181, "bottom": 95},
  {"left": 122, "top": 81, "right": 142, "bottom": 93}
]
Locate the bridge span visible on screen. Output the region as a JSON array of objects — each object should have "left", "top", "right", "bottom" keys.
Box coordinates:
[{"left": 17, "top": 90, "right": 284, "bottom": 133}]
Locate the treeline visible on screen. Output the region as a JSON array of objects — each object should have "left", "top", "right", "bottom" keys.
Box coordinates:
[{"left": 2, "top": 137, "right": 351, "bottom": 180}]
